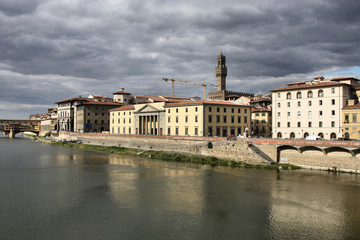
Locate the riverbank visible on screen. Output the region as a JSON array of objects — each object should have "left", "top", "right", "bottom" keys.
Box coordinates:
[{"left": 33, "top": 136, "right": 299, "bottom": 170}]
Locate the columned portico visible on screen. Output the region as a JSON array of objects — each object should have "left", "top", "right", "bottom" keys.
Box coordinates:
[{"left": 137, "top": 114, "right": 160, "bottom": 135}]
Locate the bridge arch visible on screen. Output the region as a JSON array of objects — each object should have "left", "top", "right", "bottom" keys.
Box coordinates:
[
  {"left": 299, "top": 146, "right": 324, "bottom": 155},
  {"left": 324, "top": 147, "right": 353, "bottom": 157}
]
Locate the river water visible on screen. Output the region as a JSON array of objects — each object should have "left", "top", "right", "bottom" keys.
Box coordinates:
[{"left": 1, "top": 136, "right": 360, "bottom": 239}]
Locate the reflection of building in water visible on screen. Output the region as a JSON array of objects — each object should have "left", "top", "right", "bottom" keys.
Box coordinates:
[
  {"left": 267, "top": 173, "right": 346, "bottom": 239},
  {"left": 107, "top": 154, "right": 207, "bottom": 213}
]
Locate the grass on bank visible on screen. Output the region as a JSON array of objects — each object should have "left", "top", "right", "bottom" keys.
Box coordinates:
[{"left": 46, "top": 140, "right": 299, "bottom": 170}]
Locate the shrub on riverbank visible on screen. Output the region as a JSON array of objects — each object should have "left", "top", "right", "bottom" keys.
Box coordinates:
[{"left": 47, "top": 140, "right": 299, "bottom": 170}]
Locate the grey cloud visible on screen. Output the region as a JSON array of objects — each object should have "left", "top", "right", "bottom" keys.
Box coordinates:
[{"left": 0, "top": 0, "right": 40, "bottom": 16}]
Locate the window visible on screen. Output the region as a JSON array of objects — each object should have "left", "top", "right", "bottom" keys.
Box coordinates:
[
  {"left": 244, "top": 109, "right": 247, "bottom": 114},
  {"left": 344, "top": 114, "right": 349, "bottom": 123},
  {"left": 332, "top": 88, "right": 335, "bottom": 94},
  {"left": 112, "top": 119, "right": 114, "bottom": 124},
  {"left": 297, "top": 101, "right": 301, "bottom": 107},
  {"left": 231, "top": 108, "right": 234, "bottom": 113},
  {"left": 195, "top": 107, "right": 198, "bottom": 112},
  {"left": 287, "top": 102, "right": 290, "bottom": 107},
  {"left": 118, "top": 119, "right": 120, "bottom": 123},
  {"left": 95, "top": 113, "right": 98, "bottom": 116},
  {"left": 95, "top": 120, "right": 98, "bottom": 124},
  {"left": 308, "top": 111, "right": 312, "bottom": 118},
  {"left": 217, "top": 107, "right": 220, "bottom": 112},
  {"left": 231, "top": 116, "right": 234, "bottom": 123},
  {"left": 118, "top": 127, "right": 120, "bottom": 133},
  {"left": 319, "top": 111, "right": 323, "bottom": 118},
  {"left": 216, "top": 127, "right": 220, "bottom": 136},
  {"left": 256, "top": 113, "right": 259, "bottom": 116},
  {"left": 185, "top": 116, "right": 188, "bottom": 122},
  {"left": 185, "top": 108, "right": 188, "bottom": 113},
  {"left": 223, "top": 116, "right": 227, "bottom": 123},
  {"left": 238, "top": 116, "right": 241, "bottom": 123},
  {"left": 208, "top": 127, "right": 213, "bottom": 136},
  {"left": 185, "top": 127, "right": 189, "bottom": 135},
  {"left": 297, "top": 92, "right": 302, "bottom": 99},
  {"left": 195, "top": 127, "right": 198, "bottom": 136},
  {"left": 224, "top": 108, "right": 227, "bottom": 113},
  {"left": 195, "top": 116, "right": 198, "bottom": 122},
  {"left": 176, "top": 116, "right": 179, "bottom": 123},
  {"left": 287, "top": 122, "right": 290, "bottom": 127},
  {"left": 129, "top": 128, "right": 131, "bottom": 134},
  {"left": 353, "top": 114, "right": 357, "bottom": 123},
  {"left": 175, "top": 127, "right": 179, "bottom": 136},
  {"left": 331, "top": 121, "right": 335, "bottom": 127},
  {"left": 167, "top": 127, "right": 171, "bottom": 135},
  {"left": 286, "top": 92, "right": 292, "bottom": 99},
  {"left": 318, "top": 90, "right": 324, "bottom": 97},
  {"left": 244, "top": 116, "right": 248, "bottom": 123},
  {"left": 278, "top": 103, "right": 281, "bottom": 107},
  {"left": 308, "top": 122, "right": 312, "bottom": 127},
  {"left": 277, "top": 122, "right": 280, "bottom": 127},
  {"left": 277, "top": 93, "right": 281, "bottom": 98},
  {"left": 208, "top": 115, "right": 212, "bottom": 123},
  {"left": 319, "top": 121, "right": 323, "bottom": 127},
  {"left": 297, "top": 122, "right": 301, "bottom": 127},
  {"left": 176, "top": 108, "right": 178, "bottom": 113},
  {"left": 319, "top": 100, "right": 323, "bottom": 106},
  {"left": 168, "top": 109, "right": 170, "bottom": 113},
  {"left": 209, "top": 107, "right": 212, "bottom": 112},
  {"left": 216, "top": 115, "right": 220, "bottom": 123},
  {"left": 238, "top": 109, "right": 241, "bottom": 113},
  {"left": 262, "top": 113, "right": 265, "bottom": 116},
  {"left": 307, "top": 91, "right": 313, "bottom": 98},
  {"left": 278, "top": 112, "right": 281, "bottom": 118},
  {"left": 168, "top": 116, "right": 171, "bottom": 123},
  {"left": 287, "top": 112, "right": 290, "bottom": 118},
  {"left": 297, "top": 111, "right": 301, "bottom": 117},
  {"left": 331, "top": 99, "right": 335, "bottom": 105},
  {"left": 331, "top": 110, "right": 335, "bottom": 117},
  {"left": 112, "top": 127, "right": 114, "bottom": 133},
  {"left": 308, "top": 101, "right": 312, "bottom": 106}
]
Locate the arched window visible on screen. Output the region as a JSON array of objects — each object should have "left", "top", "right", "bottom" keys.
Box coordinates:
[
  {"left": 330, "top": 133, "right": 337, "bottom": 140},
  {"left": 277, "top": 132, "right": 282, "bottom": 138},
  {"left": 304, "top": 132, "right": 309, "bottom": 139},
  {"left": 318, "top": 132, "right": 324, "bottom": 138},
  {"left": 286, "top": 92, "right": 292, "bottom": 99},
  {"left": 290, "top": 132, "right": 295, "bottom": 139},
  {"left": 307, "top": 91, "right": 313, "bottom": 98},
  {"left": 318, "top": 90, "right": 324, "bottom": 97},
  {"left": 296, "top": 92, "right": 302, "bottom": 99}
]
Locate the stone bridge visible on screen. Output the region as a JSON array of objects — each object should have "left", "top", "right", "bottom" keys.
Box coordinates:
[{"left": 0, "top": 119, "right": 40, "bottom": 138}]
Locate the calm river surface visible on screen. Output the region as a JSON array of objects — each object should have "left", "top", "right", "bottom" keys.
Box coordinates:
[{"left": 1, "top": 136, "right": 360, "bottom": 239}]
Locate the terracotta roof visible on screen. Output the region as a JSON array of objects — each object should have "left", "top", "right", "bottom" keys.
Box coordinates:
[
  {"left": 252, "top": 107, "right": 271, "bottom": 112},
  {"left": 165, "top": 100, "right": 252, "bottom": 107},
  {"left": 250, "top": 98, "right": 271, "bottom": 103},
  {"left": 330, "top": 77, "right": 359, "bottom": 81},
  {"left": 55, "top": 97, "right": 91, "bottom": 104},
  {"left": 343, "top": 103, "right": 360, "bottom": 109},
  {"left": 270, "top": 81, "right": 348, "bottom": 92},
  {"left": 110, "top": 105, "right": 135, "bottom": 111},
  {"left": 161, "top": 96, "right": 191, "bottom": 100},
  {"left": 82, "top": 101, "right": 122, "bottom": 106},
  {"left": 113, "top": 91, "right": 131, "bottom": 95}
]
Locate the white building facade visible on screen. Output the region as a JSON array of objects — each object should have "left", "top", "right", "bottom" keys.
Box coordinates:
[{"left": 271, "top": 77, "right": 359, "bottom": 140}]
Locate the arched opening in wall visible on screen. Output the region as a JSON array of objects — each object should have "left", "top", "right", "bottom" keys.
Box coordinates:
[
  {"left": 330, "top": 133, "right": 337, "bottom": 140},
  {"left": 290, "top": 132, "right": 295, "bottom": 139},
  {"left": 277, "top": 132, "right": 282, "bottom": 138},
  {"left": 303, "top": 132, "right": 309, "bottom": 139},
  {"left": 318, "top": 132, "right": 324, "bottom": 138},
  {"left": 278, "top": 145, "right": 300, "bottom": 162},
  {"left": 344, "top": 132, "right": 350, "bottom": 140},
  {"left": 325, "top": 147, "right": 352, "bottom": 157},
  {"left": 300, "top": 146, "right": 324, "bottom": 155},
  {"left": 67, "top": 119, "right": 70, "bottom": 131},
  {"left": 296, "top": 92, "right": 302, "bottom": 99},
  {"left": 307, "top": 91, "right": 313, "bottom": 98},
  {"left": 318, "top": 89, "right": 324, "bottom": 97},
  {"left": 353, "top": 148, "right": 360, "bottom": 157},
  {"left": 286, "top": 92, "right": 292, "bottom": 99}
]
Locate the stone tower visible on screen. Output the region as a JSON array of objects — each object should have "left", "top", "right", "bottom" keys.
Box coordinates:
[{"left": 215, "top": 51, "right": 227, "bottom": 91}]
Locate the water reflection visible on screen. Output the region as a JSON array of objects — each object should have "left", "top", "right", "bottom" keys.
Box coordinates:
[{"left": 1, "top": 138, "right": 360, "bottom": 239}]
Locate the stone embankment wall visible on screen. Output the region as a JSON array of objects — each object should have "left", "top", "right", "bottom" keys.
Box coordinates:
[{"left": 58, "top": 132, "right": 274, "bottom": 165}]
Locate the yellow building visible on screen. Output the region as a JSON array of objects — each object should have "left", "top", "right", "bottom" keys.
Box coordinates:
[
  {"left": 109, "top": 100, "right": 251, "bottom": 137},
  {"left": 342, "top": 100, "right": 360, "bottom": 140},
  {"left": 165, "top": 100, "right": 251, "bottom": 137},
  {"left": 252, "top": 108, "right": 272, "bottom": 137}
]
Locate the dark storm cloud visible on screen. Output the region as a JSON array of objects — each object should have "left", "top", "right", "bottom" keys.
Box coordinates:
[{"left": 0, "top": 0, "right": 360, "bottom": 118}]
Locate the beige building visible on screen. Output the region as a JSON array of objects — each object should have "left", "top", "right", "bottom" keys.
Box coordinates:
[
  {"left": 110, "top": 100, "right": 252, "bottom": 137},
  {"left": 252, "top": 108, "right": 272, "bottom": 137},
  {"left": 342, "top": 101, "right": 360, "bottom": 140},
  {"left": 271, "top": 76, "right": 359, "bottom": 140}
]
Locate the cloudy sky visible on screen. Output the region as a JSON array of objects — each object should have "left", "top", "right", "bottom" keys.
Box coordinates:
[{"left": 1, "top": 0, "right": 360, "bottom": 119}]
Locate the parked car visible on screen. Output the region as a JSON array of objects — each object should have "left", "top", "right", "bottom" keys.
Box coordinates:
[{"left": 305, "top": 136, "right": 323, "bottom": 140}]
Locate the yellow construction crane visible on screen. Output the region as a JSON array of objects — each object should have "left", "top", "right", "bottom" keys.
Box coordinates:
[{"left": 161, "top": 78, "right": 218, "bottom": 99}]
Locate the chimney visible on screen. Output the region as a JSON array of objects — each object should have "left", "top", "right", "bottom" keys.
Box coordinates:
[
  {"left": 119, "top": 88, "right": 125, "bottom": 91},
  {"left": 348, "top": 99, "right": 355, "bottom": 106}
]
